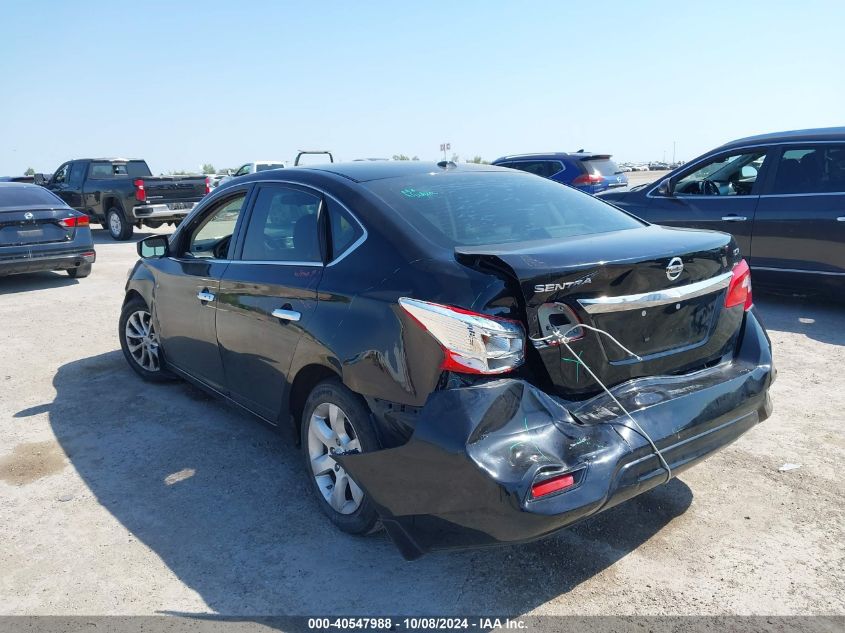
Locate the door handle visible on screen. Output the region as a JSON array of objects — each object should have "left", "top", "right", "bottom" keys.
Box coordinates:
[
  {"left": 197, "top": 290, "right": 216, "bottom": 303},
  {"left": 721, "top": 215, "right": 748, "bottom": 222},
  {"left": 837, "top": 216, "right": 845, "bottom": 222},
  {"left": 272, "top": 308, "right": 301, "bottom": 322}
]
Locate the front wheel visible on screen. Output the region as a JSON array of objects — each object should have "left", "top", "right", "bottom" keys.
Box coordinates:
[
  {"left": 119, "top": 297, "right": 174, "bottom": 382},
  {"left": 301, "top": 379, "right": 380, "bottom": 534},
  {"left": 107, "top": 207, "right": 133, "bottom": 241}
]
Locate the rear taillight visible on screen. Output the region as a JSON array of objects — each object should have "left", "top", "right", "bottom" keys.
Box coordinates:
[
  {"left": 59, "top": 215, "right": 90, "bottom": 228},
  {"left": 399, "top": 297, "right": 525, "bottom": 374},
  {"left": 205, "top": 177, "right": 211, "bottom": 195},
  {"left": 531, "top": 472, "right": 576, "bottom": 499},
  {"left": 725, "top": 259, "right": 753, "bottom": 311},
  {"left": 134, "top": 178, "right": 146, "bottom": 202},
  {"left": 571, "top": 173, "right": 603, "bottom": 186}
]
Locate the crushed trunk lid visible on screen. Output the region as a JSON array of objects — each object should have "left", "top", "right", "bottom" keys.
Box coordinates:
[{"left": 455, "top": 225, "right": 744, "bottom": 397}]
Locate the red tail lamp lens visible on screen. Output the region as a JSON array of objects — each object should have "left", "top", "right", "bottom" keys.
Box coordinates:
[
  {"left": 725, "top": 259, "right": 753, "bottom": 311},
  {"left": 134, "top": 179, "right": 146, "bottom": 202},
  {"left": 59, "top": 215, "right": 89, "bottom": 228}
]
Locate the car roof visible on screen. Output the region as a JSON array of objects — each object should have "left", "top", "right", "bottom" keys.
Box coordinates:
[
  {"left": 719, "top": 126, "right": 845, "bottom": 150},
  {"left": 0, "top": 182, "right": 42, "bottom": 189},
  {"left": 292, "top": 160, "right": 506, "bottom": 183},
  {"left": 64, "top": 158, "right": 143, "bottom": 162},
  {"left": 492, "top": 152, "right": 612, "bottom": 162}
]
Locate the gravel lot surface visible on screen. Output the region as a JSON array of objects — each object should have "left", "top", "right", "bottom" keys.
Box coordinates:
[{"left": 0, "top": 221, "right": 843, "bottom": 617}]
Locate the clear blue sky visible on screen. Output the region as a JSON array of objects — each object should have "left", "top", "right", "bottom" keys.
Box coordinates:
[{"left": 1, "top": 0, "right": 843, "bottom": 175}]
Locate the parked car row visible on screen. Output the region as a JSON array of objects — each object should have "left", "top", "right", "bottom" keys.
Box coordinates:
[{"left": 8, "top": 126, "right": 841, "bottom": 560}]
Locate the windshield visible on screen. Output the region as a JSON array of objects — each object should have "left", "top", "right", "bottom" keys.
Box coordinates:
[
  {"left": 256, "top": 163, "right": 285, "bottom": 172},
  {"left": 364, "top": 170, "right": 643, "bottom": 247},
  {"left": 0, "top": 186, "right": 64, "bottom": 208}
]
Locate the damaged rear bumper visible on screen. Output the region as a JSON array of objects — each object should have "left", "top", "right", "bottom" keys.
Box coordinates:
[{"left": 337, "top": 311, "right": 774, "bottom": 560}]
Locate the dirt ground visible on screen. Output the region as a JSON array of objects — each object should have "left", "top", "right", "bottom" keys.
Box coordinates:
[{"left": 0, "top": 222, "right": 843, "bottom": 617}]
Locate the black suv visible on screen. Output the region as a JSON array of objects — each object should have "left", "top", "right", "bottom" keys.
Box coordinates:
[
  {"left": 121, "top": 161, "right": 773, "bottom": 559},
  {"left": 601, "top": 127, "right": 845, "bottom": 292}
]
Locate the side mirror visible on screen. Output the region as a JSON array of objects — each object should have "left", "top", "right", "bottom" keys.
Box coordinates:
[
  {"left": 657, "top": 177, "right": 674, "bottom": 196},
  {"left": 137, "top": 235, "right": 169, "bottom": 259},
  {"left": 33, "top": 173, "right": 49, "bottom": 186},
  {"left": 741, "top": 165, "right": 757, "bottom": 179}
]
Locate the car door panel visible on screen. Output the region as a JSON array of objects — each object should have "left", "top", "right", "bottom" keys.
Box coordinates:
[
  {"left": 216, "top": 264, "right": 322, "bottom": 421},
  {"left": 215, "top": 183, "right": 325, "bottom": 422},
  {"left": 152, "top": 258, "right": 230, "bottom": 391},
  {"left": 751, "top": 145, "right": 845, "bottom": 278},
  {"left": 642, "top": 195, "right": 759, "bottom": 257},
  {"left": 152, "top": 189, "right": 251, "bottom": 391}
]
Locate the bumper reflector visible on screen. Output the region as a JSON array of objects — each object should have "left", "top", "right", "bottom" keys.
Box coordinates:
[{"left": 531, "top": 472, "right": 576, "bottom": 499}]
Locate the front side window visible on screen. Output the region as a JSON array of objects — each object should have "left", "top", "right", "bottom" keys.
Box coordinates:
[
  {"left": 68, "top": 162, "right": 86, "bottom": 187},
  {"left": 234, "top": 164, "right": 251, "bottom": 177},
  {"left": 240, "top": 186, "right": 322, "bottom": 262},
  {"left": 186, "top": 193, "right": 246, "bottom": 259},
  {"left": 675, "top": 151, "right": 767, "bottom": 196},
  {"left": 771, "top": 145, "right": 845, "bottom": 194},
  {"left": 364, "top": 170, "right": 643, "bottom": 248},
  {"left": 52, "top": 163, "right": 70, "bottom": 184}
]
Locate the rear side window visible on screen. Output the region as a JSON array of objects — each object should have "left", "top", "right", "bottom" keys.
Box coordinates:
[
  {"left": 327, "top": 200, "right": 363, "bottom": 260},
  {"left": 240, "top": 186, "right": 322, "bottom": 262},
  {"left": 89, "top": 161, "right": 152, "bottom": 179},
  {"left": 0, "top": 186, "right": 64, "bottom": 207},
  {"left": 364, "top": 171, "right": 643, "bottom": 248},
  {"left": 506, "top": 161, "right": 561, "bottom": 178},
  {"left": 771, "top": 146, "right": 845, "bottom": 194}
]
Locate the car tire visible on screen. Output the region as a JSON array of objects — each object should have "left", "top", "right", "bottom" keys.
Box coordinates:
[
  {"left": 107, "top": 207, "right": 133, "bottom": 241},
  {"left": 119, "top": 297, "right": 174, "bottom": 382},
  {"left": 301, "top": 378, "right": 380, "bottom": 535},
  {"left": 67, "top": 263, "right": 92, "bottom": 278}
]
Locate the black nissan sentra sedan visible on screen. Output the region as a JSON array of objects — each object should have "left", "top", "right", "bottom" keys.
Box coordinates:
[
  {"left": 0, "top": 183, "right": 95, "bottom": 278},
  {"left": 120, "top": 161, "right": 773, "bottom": 559}
]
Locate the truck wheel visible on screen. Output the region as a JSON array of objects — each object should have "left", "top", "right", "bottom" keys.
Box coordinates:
[
  {"left": 67, "top": 263, "right": 92, "bottom": 278},
  {"left": 107, "top": 207, "right": 133, "bottom": 241}
]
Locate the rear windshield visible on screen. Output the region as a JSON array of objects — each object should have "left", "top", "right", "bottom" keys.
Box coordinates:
[
  {"left": 585, "top": 158, "right": 622, "bottom": 177},
  {"left": 256, "top": 163, "right": 285, "bottom": 172},
  {"left": 0, "top": 186, "right": 64, "bottom": 208},
  {"left": 89, "top": 160, "right": 152, "bottom": 178},
  {"left": 363, "top": 170, "right": 643, "bottom": 247}
]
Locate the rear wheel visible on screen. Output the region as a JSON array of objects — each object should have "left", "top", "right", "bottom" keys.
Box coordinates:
[
  {"left": 301, "top": 379, "right": 380, "bottom": 534},
  {"left": 67, "top": 263, "right": 92, "bottom": 278},
  {"left": 119, "top": 297, "right": 174, "bottom": 382},
  {"left": 107, "top": 207, "right": 133, "bottom": 241}
]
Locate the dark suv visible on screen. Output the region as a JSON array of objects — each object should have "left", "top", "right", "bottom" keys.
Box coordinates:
[
  {"left": 121, "top": 161, "right": 773, "bottom": 559},
  {"left": 600, "top": 127, "right": 845, "bottom": 292},
  {"left": 492, "top": 152, "right": 628, "bottom": 194}
]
